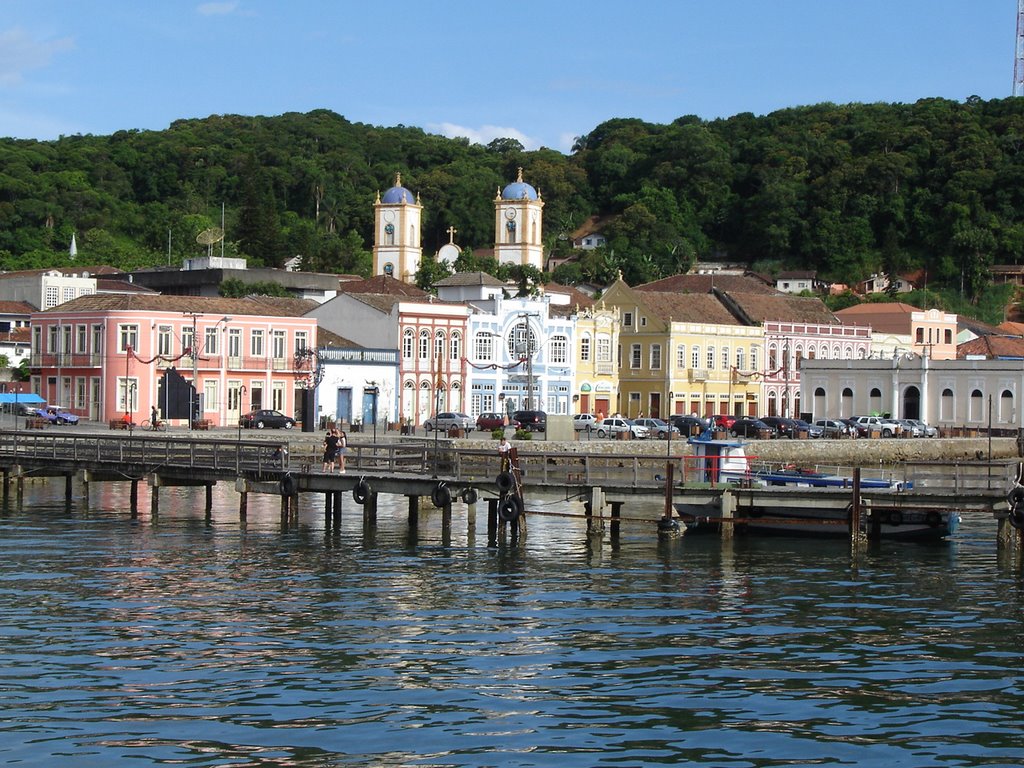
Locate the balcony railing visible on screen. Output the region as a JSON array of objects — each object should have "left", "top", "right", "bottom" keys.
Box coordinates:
[{"left": 689, "top": 369, "right": 708, "bottom": 382}]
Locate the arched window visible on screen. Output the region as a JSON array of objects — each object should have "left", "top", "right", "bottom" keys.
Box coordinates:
[
  {"left": 814, "top": 387, "right": 826, "bottom": 418},
  {"left": 580, "top": 334, "right": 592, "bottom": 362},
  {"left": 706, "top": 346, "right": 715, "bottom": 370},
  {"left": 434, "top": 330, "right": 446, "bottom": 362},
  {"left": 1000, "top": 389, "right": 1014, "bottom": 423},
  {"left": 841, "top": 387, "right": 853, "bottom": 418},
  {"left": 735, "top": 348, "right": 746, "bottom": 372},
  {"left": 418, "top": 329, "right": 429, "bottom": 360},
  {"left": 970, "top": 389, "right": 984, "bottom": 421},
  {"left": 450, "top": 331, "right": 461, "bottom": 360},
  {"left": 402, "top": 328, "right": 414, "bottom": 359},
  {"left": 940, "top": 388, "right": 954, "bottom": 422},
  {"left": 944, "top": 329, "right": 953, "bottom": 344},
  {"left": 869, "top": 387, "right": 882, "bottom": 414},
  {"left": 720, "top": 346, "right": 730, "bottom": 370}
]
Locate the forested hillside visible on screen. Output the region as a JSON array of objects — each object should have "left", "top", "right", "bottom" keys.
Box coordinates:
[{"left": 2, "top": 97, "right": 1024, "bottom": 301}]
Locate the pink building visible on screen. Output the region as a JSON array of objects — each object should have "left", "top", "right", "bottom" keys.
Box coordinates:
[
  {"left": 31, "top": 295, "right": 318, "bottom": 426},
  {"left": 762, "top": 320, "right": 872, "bottom": 418}
]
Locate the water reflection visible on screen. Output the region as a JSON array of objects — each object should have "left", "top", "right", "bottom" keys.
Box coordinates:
[{"left": 0, "top": 479, "right": 1021, "bottom": 766}]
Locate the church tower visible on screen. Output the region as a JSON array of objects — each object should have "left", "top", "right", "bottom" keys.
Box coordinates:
[
  {"left": 373, "top": 173, "right": 423, "bottom": 283},
  {"left": 494, "top": 168, "right": 544, "bottom": 270}
]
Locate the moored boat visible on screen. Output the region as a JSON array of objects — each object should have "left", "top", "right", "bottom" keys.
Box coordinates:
[{"left": 676, "top": 431, "right": 957, "bottom": 540}]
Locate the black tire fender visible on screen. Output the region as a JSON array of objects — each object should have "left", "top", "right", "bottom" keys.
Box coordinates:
[
  {"left": 925, "top": 510, "right": 942, "bottom": 528},
  {"left": 1009, "top": 505, "right": 1024, "bottom": 530},
  {"left": 279, "top": 473, "right": 298, "bottom": 497},
  {"left": 431, "top": 483, "right": 452, "bottom": 508},
  {"left": 496, "top": 471, "right": 514, "bottom": 493},
  {"left": 498, "top": 495, "right": 524, "bottom": 522},
  {"left": 1009, "top": 486, "right": 1024, "bottom": 507},
  {"left": 888, "top": 510, "right": 903, "bottom": 526},
  {"left": 461, "top": 488, "right": 479, "bottom": 505},
  {"left": 353, "top": 479, "right": 371, "bottom": 505}
]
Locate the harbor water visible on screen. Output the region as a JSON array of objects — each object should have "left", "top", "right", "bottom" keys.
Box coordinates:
[{"left": 1, "top": 480, "right": 1023, "bottom": 767}]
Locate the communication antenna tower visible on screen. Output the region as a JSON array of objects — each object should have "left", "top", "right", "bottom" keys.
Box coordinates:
[
  {"left": 1015, "top": 0, "right": 1024, "bottom": 96},
  {"left": 195, "top": 227, "right": 224, "bottom": 257}
]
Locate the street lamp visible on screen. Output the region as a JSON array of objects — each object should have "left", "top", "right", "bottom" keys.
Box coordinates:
[
  {"left": 667, "top": 390, "right": 674, "bottom": 458},
  {"left": 184, "top": 313, "right": 231, "bottom": 429},
  {"left": 236, "top": 384, "right": 247, "bottom": 443}
]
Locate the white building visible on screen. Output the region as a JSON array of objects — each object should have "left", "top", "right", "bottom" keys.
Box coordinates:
[{"left": 801, "top": 356, "right": 1024, "bottom": 431}]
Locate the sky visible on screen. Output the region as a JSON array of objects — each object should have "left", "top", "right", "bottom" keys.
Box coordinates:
[{"left": 0, "top": 1, "right": 1017, "bottom": 153}]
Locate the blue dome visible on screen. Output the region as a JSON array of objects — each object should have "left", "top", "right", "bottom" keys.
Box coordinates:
[
  {"left": 501, "top": 180, "right": 538, "bottom": 200},
  {"left": 382, "top": 185, "right": 416, "bottom": 204}
]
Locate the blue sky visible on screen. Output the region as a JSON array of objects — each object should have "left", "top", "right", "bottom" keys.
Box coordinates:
[{"left": 0, "top": 1, "right": 1015, "bottom": 152}]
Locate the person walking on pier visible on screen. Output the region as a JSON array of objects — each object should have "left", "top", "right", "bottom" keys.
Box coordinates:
[{"left": 322, "top": 429, "right": 340, "bottom": 472}]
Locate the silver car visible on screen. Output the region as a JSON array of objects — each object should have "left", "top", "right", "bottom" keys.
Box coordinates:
[
  {"left": 906, "top": 418, "right": 938, "bottom": 438},
  {"left": 595, "top": 417, "right": 650, "bottom": 439},
  {"left": 632, "top": 418, "right": 680, "bottom": 439},
  {"left": 423, "top": 412, "right": 473, "bottom": 433}
]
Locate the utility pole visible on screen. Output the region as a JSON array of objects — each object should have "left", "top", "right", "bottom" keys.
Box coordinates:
[{"left": 1015, "top": 0, "right": 1024, "bottom": 96}]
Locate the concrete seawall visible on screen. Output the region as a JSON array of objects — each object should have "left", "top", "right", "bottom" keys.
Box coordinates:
[{"left": 461, "top": 436, "right": 1021, "bottom": 465}]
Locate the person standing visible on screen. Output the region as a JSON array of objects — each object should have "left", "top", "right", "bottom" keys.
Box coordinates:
[
  {"left": 498, "top": 434, "right": 511, "bottom": 472},
  {"left": 322, "top": 429, "right": 339, "bottom": 472},
  {"left": 336, "top": 429, "right": 348, "bottom": 473}
]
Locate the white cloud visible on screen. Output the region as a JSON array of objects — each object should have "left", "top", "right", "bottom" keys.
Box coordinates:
[
  {"left": 429, "top": 121, "right": 539, "bottom": 151},
  {"left": 0, "top": 27, "right": 73, "bottom": 88},
  {"left": 197, "top": 2, "right": 240, "bottom": 16}
]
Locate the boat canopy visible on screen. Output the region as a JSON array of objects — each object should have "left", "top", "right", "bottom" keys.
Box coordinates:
[{"left": 0, "top": 393, "right": 45, "bottom": 404}]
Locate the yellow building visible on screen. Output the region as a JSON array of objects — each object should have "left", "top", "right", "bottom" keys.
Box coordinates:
[
  {"left": 601, "top": 280, "right": 763, "bottom": 419},
  {"left": 573, "top": 303, "right": 621, "bottom": 418}
]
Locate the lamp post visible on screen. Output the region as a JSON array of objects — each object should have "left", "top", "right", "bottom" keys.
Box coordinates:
[
  {"left": 236, "top": 384, "right": 247, "bottom": 444},
  {"left": 667, "top": 390, "right": 674, "bottom": 458},
  {"left": 127, "top": 382, "right": 136, "bottom": 436},
  {"left": 184, "top": 313, "right": 231, "bottom": 429}
]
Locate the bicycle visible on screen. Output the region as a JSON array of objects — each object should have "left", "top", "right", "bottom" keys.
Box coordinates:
[{"left": 140, "top": 418, "right": 167, "bottom": 432}]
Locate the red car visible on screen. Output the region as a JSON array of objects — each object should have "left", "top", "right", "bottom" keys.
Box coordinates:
[
  {"left": 712, "top": 414, "right": 736, "bottom": 430},
  {"left": 475, "top": 412, "right": 518, "bottom": 430}
]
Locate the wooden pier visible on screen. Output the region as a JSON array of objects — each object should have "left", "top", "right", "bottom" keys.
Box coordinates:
[{"left": 0, "top": 430, "right": 1018, "bottom": 548}]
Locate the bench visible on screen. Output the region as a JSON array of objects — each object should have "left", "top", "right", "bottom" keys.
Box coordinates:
[
  {"left": 109, "top": 419, "right": 132, "bottom": 430},
  {"left": 194, "top": 419, "right": 213, "bottom": 430},
  {"left": 25, "top": 417, "right": 48, "bottom": 429}
]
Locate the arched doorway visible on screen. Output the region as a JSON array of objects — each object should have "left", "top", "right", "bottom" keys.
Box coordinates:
[{"left": 902, "top": 385, "right": 921, "bottom": 420}]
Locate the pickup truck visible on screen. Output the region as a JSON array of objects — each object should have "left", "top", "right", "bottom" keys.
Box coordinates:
[{"left": 852, "top": 415, "right": 902, "bottom": 437}]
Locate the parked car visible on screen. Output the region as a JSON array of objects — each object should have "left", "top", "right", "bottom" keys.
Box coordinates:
[
  {"left": 812, "top": 418, "right": 854, "bottom": 438},
  {"left": 595, "top": 417, "right": 650, "bottom": 439},
  {"left": 476, "top": 412, "right": 517, "bottom": 431},
  {"left": 839, "top": 417, "right": 869, "bottom": 438},
  {"left": 905, "top": 418, "right": 938, "bottom": 438},
  {"left": 240, "top": 408, "right": 295, "bottom": 429},
  {"left": 898, "top": 419, "right": 923, "bottom": 437},
  {"left": 792, "top": 418, "right": 823, "bottom": 438},
  {"left": 633, "top": 417, "right": 680, "bottom": 439},
  {"left": 670, "top": 414, "right": 710, "bottom": 436},
  {"left": 760, "top": 416, "right": 801, "bottom": 438},
  {"left": 34, "top": 405, "right": 80, "bottom": 425},
  {"left": 423, "top": 412, "right": 473, "bottom": 433},
  {"left": 729, "top": 417, "right": 774, "bottom": 438},
  {"left": 852, "top": 415, "right": 903, "bottom": 437},
  {"left": 512, "top": 410, "right": 547, "bottom": 432},
  {"left": 712, "top": 414, "right": 737, "bottom": 430},
  {"left": 572, "top": 413, "right": 599, "bottom": 432}
]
